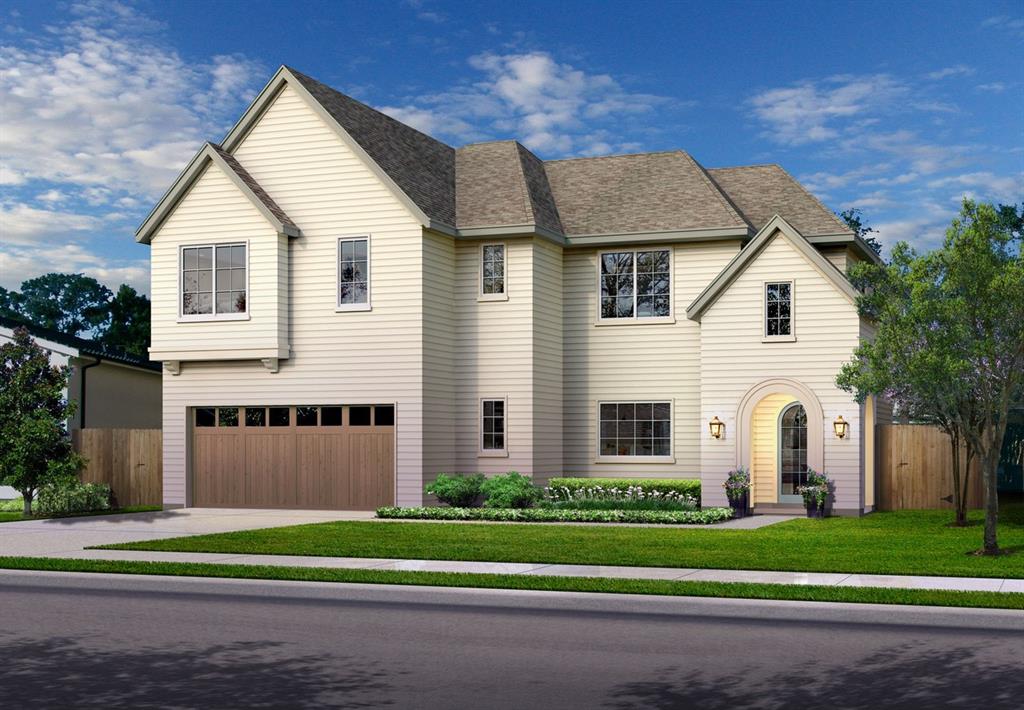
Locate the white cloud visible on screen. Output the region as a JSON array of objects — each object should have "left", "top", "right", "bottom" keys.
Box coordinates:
[
  {"left": 0, "top": 242, "right": 148, "bottom": 293},
  {"left": 0, "top": 202, "right": 100, "bottom": 244},
  {"left": 872, "top": 201, "right": 957, "bottom": 251},
  {"left": 926, "top": 172, "right": 1024, "bottom": 204},
  {"left": 35, "top": 189, "right": 65, "bottom": 203},
  {"left": 981, "top": 15, "right": 1024, "bottom": 38},
  {"left": 926, "top": 65, "right": 974, "bottom": 80},
  {"left": 378, "top": 51, "right": 670, "bottom": 156},
  {"left": 976, "top": 82, "right": 1007, "bottom": 93},
  {"left": 749, "top": 74, "right": 906, "bottom": 145}
]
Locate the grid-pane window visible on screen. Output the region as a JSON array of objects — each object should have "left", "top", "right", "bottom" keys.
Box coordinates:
[
  {"left": 600, "top": 250, "right": 670, "bottom": 319},
  {"left": 481, "top": 244, "right": 505, "bottom": 295},
  {"left": 338, "top": 238, "right": 369, "bottom": 306},
  {"left": 765, "top": 282, "right": 792, "bottom": 336},
  {"left": 482, "top": 399, "right": 505, "bottom": 451},
  {"left": 599, "top": 402, "right": 671, "bottom": 457},
  {"left": 182, "top": 244, "right": 246, "bottom": 316}
]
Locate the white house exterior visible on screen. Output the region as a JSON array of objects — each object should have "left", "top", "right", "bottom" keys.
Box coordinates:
[{"left": 137, "top": 66, "right": 887, "bottom": 514}]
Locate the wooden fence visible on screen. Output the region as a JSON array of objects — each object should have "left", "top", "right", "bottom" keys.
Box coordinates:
[
  {"left": 876, "top": 424, "right": 983, "bottom": 511},
  {"left": 72, "top": 428, "right": 162, "bottom": 507}
]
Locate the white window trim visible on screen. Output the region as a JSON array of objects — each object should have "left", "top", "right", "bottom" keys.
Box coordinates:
[
  {"left": 478, "top": 242, "right": 509, "bottom": 302},
  {"left": 336, "top": 235, "right": 372, "bottom": 312},
  {"left": 177, "top": 241, "right": 250, "bottom": 323},
  {"left": 596, "top": 247, "right": 675, "bottom": 324},
  {"left": 762, "top": 279, "right": 797, "bottom": 343},
  {"left": 479, "top": 396, "right": 509, "bottom": 457},
  {"left": 595, "top": 399, "right": 675, "bottom": 464}
]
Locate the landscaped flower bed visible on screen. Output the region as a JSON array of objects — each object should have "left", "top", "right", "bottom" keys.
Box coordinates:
[{"left": 375, "top": 505, "right": 734, "bottom": 525}]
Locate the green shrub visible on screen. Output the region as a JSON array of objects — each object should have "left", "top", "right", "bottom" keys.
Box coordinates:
[
  {"left": 480, "top": 472, "right": 543, "bottom": 509},
  {"left": 549, "top": 478, "right": 701, "bottom": 503},
  {"left": 425, "top": 473, "right": 485, "bottom": 507},
  {"left": 35, "top": 481, "right": 111, "bottom": 516},
  {"left": 376, "top": 506, "right": 734, "bottom": 525},
  {"left": 0, "top": 497, "right": 23, "bottom": 512},
  {"left": 539, "top": 498, "right": 695, "bottom": 512}
]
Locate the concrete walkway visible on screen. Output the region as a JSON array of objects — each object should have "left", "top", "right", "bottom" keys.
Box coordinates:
[{"left": 1, "top": 508, "right": 1021, "bottom": 594}]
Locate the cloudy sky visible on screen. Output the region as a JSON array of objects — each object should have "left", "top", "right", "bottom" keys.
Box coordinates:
[{"left": 1, "top": 0, "right": 1021, "bottom": 294}]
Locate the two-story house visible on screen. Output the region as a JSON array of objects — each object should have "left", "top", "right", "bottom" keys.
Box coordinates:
[{"left": 137, "top": 66, "right": 888, "bottom": 515}]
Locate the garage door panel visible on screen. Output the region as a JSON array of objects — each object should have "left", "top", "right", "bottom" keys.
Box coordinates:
[
  {"left": 296, "top": 434, "right": 350, "bottom": 509},
  {"left": 246, "top": 434, "right": 298, "bottom": 508},
  {"left": 193, "top": 433, "right": 244, "bottom": 507},
  {"left": 349, "top": 431, "right": 395, "bottom": 510}
]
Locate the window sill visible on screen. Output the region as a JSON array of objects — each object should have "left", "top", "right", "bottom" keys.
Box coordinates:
[
  {"left": 479, "top": 450, "right": 508, "bottom": 458},
  {"left": 336, "top": 304, "right": 372, "bottom": 313},
  {"left": 594, "top": 316, "right": 676, "bottom": 327},
  {"left": 595, "top": 455, "right": 675, "bottom": 464},
  {"left": 177, "top": 313, "right": 250, "bottom": 323},
  {"left": 478, "top": 293, "right": 509, "bottom": 303},
  {"left": 762, "top": 335, "right": 797, "bottom": 343}
]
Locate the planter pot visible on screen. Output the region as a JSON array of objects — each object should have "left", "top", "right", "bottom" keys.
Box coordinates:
[
  {"left": 805, "top": 501, "right": 825, "bottom": 518},
  {"left": 729, "top": 493, "right": 749, "bottom": 518}
]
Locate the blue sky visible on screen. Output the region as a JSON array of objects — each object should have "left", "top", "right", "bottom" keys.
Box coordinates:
[{"left": 1, "top": 0, "right": 1021, "bottom": 294}]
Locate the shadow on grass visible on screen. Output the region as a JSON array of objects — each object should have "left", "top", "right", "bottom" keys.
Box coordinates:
[
  {"left": 604, "top": 642, "right": 1023, "bottom": 709},
  {"left": 0, "top": 634, "right": 396, "bottom": 709}
]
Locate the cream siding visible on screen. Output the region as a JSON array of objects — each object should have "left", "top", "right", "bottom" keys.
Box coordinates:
[
  {"left": 532, "top": 238, "right": 563, "bottom": 483},
  {"left": 423, "top": 230, "right": 456, "bottom": 485},
  {"left": 150, "top": 162, "right": 286, "bottom": 361},
  {"left": 159, "top": 82, "right": 426, "bottom": 507},
  {"left": 699, "top": 231, "right": 863, "bottom": 510},
  {"left": 562, "top": 240, "right": 742, "bottom": 478}
]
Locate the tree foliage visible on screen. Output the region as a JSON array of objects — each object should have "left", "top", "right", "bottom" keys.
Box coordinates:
[
  {"left": 838, "top": 200, "right": 1024, "bottom": 552},
  {"left": 0, "top": 328, "right": 83, "bottom": 515},
  {"left": 102, "top": 284, "right": 151, "bottom": 358},
  {"left": 836, "top": 207, "right": 883, "bottom": 255}
]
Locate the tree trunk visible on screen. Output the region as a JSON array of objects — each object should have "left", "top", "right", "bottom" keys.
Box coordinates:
[
  {"left": 949, "top": 431, "right": 966, "bottom": 526},
  {"left": 21, "top": 491, "right": 32, "bottom": 516},
  {"left": 980, "top": 423, "right": 1008, "bottom": 555}
]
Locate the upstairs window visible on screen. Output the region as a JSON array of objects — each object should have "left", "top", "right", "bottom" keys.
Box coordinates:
[
  {"left": 338, "top": 237, "right": 370, "bottom": 310},
  {"left": 181, "top": 244, "right": 246, "bottom": 318},
  {"left": 481, "top": 244, "right": 506, "bottom": 297},
  {"left": 600, "top": 249, "right": 671, "bottom": 319},
  {"left": 765, "top": 282, "right": 793, "bottom": 337}
]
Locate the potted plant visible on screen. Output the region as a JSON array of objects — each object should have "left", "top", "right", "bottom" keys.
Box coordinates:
[
  {"left": 722, "top": 467, "right": 751, "bottom": 518},
  {"left": 798, "top": 469, "right": 831, "bottom": 518}
]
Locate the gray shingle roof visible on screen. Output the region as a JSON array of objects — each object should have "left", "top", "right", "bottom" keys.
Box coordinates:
[
  {"left": 706, "top": 164, "right": 853, "bottom": 237},
  {"left": 0, "top": 315, "right": 161, "bottom": 372},
  {"left": 210, "top": 144, "right": 295, "bottom": 230},
  {"left": 287, "top": 67, "right": 457, "bottom": 227},
  {"left": 543, "top": 151, "right": 747, "bottom": 236}
]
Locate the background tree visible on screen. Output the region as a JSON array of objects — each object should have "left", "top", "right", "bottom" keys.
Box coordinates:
[
  {"left": 13, "top": 273, "right": 112, "bottom": 337},
  {"left": 102, "top": 284, "right": 151, "bottom": 358},
  {"left": 0, "top": 328, "right": 82, "bottom": 515},
  {"left": 0, "top": 286, "right": 21, "bottom": 319},
  {"left": 837, "top": 207, "right": 883, "bottom": 255}
]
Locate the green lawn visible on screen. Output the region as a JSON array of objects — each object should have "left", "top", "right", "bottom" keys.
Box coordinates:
[
  {"left": 0, "top": 506, "right": 162, "bottom": 523},
  {"left": 2, "top": 556, "right": 1022, "bottom": 610},
  {"left": 104, "top": 506, "right": 1024, "bottom": 579}
]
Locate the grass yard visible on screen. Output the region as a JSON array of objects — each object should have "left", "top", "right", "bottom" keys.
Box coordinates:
[
  {"left": 2, "top": 556, "right": 1023, "bottom": 610},
  {"left": 0, "top": 505, "right": 161, "bottom": 523},
  {"left": 104, "top": 504, "right": 1024, "bottom": 579}
]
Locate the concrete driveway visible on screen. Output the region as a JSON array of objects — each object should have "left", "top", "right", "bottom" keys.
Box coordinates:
[{"left": 0, "top": 508, "right": 374, "bottom": 558}]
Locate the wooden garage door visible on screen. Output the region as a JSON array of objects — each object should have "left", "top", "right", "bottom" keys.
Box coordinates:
[{"left": 192, "top": 405, "right": 395, "bottom": 510}]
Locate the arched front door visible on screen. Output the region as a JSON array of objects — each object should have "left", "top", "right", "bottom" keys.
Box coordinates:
[{"left": 779, "top": 403, "right": 808, "bottom": 503}]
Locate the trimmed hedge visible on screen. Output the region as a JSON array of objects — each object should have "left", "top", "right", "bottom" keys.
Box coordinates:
[
  {"left": 548, "top": 478, "right": 701, "bottom": 503},
  {"left": 376, "top": 506, "right": 733, "bottom": 525}
]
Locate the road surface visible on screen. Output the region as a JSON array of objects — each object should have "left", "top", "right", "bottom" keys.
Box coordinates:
[{"left": 1, "top": 570, "right": 1022, "bottom": 709}]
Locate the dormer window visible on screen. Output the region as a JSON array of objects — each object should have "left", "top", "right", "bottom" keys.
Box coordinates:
[{"left": 180, "top": 243, "right": 247, "bottom": 319}]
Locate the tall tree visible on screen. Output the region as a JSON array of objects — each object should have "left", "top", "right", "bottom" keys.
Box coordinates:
[
  {"left": 0, "top": 286, "right": 21, "bottom": 319},
  {"left": 102, "top": 284, "right": 151, "bottom": 357},
  {"left": 14, "top": 273, "right": 112, "bottom": 337},
  {"left": 0, "top": 328, "right": 82, "bottom": 515},
  {"left": 837, "top": 208, "right": 884, "bottom": 255}
]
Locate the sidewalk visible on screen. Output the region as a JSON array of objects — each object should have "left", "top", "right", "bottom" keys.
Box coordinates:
[{"left": 2, "top": 509, "right": 1021, "bottom": 594}]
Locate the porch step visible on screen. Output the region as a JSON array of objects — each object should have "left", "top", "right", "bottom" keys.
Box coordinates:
[{"left": 752, "top": 505, "right": 806, "bottom": 515}]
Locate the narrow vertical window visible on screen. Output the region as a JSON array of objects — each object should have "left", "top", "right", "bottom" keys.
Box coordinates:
[
  {"left": 765, "top": 282, "right": 793, "bottom": 336},
  {"left": 181, "top": 244, "right": 246, "bottom": 317},
  {"left": 481, "top": 399, "right": 506, "bottom": 452},
  {"left": 481, "top": 244, "right": 505, "bottom": 296},
  {"left": 338, "top": 237, "right": 370, "bottom": 309}
]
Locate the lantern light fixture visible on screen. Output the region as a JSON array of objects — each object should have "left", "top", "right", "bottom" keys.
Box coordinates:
[
  {"left": 833, "top": 415, "right": 849, "bottom": 439},
  {"left": 709, "top": 416, "right": 725, "bottom": 439}
]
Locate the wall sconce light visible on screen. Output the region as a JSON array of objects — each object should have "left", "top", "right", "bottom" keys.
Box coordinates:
[
  {"left": 833, "top": 415, "right": 849, "bottom": 439},
  {"left": 709, "top": 416, "right": 725, "bottom": 439}
]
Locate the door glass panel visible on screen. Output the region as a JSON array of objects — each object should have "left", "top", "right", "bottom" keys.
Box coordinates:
[
  {"left": 269, "top": 407, "right": 290, "bottom": 427},
  {"left": 218, "top": 408, "right": 239, "bottom": 427},
  {"left": 195, "top": 408, "right": 215, "bottom": 427},
  {"left": 245, "top": 408, "right": 266, "bottom": 427},
  {"left": 779, "top": 404, "right": 808, "bottom": 497},
  {"left": 321, "top": 407, "right": 342, "bottom": 426},
  {"left": 296, "top": 407, "right": 319, "bottom": 426},
  {"left": 349, "top": 406, "right": 371, "bottom": 426},
  {"left": 374, "top": 405, "right": 395, "bottom": 426}
]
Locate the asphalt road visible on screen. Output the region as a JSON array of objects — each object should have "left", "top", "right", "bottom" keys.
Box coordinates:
[{"left": 1, "top": 571, "right": 1022, "bottom": 709}]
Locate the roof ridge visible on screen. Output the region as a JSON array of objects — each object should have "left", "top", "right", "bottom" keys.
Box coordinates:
[
  {"left": 544, "top": 149, "right": 685, "bottom": 164},
  {"left": 458, "top": 139, "right": 520, "bottom": 148},
  {"left": 681, "top": 153, "right": 749, "bottom": 228},
  {"left": 707, "top": 163, "right": 784, "bottom": 171},
  {"left": 770, "top": 163, "right": 854, "bottom": 235},
  {"left": 509, "top": 142, "right": 535, "bottom": 224}
]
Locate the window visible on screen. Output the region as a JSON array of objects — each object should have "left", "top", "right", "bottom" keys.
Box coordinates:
[
  {"left": 481, "top": 244, "right": 505, "bottom": 297},
  {"left": 600, "top": 249, "right": 670, "bottom": 319},
  {"left": 269, "top": 407, "right": 290, "bottom": 427},
  {"left": 195, "top": 408, "right": 216, "bottom": 427},
  {"left": 296, "top": 407, "right": 319, "bottom": 426},
  {"left": 181, "top": 244, "right": 246, "bottom": 318},
  {"left": 338, "top": 237, "right": 370, "bottom": 309},
  {"left": 349, "top": 406, "right": 372, "bottom": 426},
  {"left": 765, "top": 282, "right": 793, "bottom": 337},
  {"left": 245, "top": 408, "right": 266, "bottom": 427},
  {"left": 374, "top": 405, "right": 395, "bottom": 426},
  {"left": 481, "top": 399, "right": 505, "bottom": 452},
  {"left": 320, "top": 407, "right": 342, "bottom": 426},
  {"left": 599, "top": 402, "right": 671, "bottom": 457},
  {"left": 218, "top": 407, "right": 239, "bottom": 427}
]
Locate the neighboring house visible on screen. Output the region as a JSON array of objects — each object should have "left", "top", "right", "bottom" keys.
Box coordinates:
[
  {"left": 137, "top": 66, "right": 889, "bottom": 514},
  {"left": 0, "top": 316, "right": 163, "bottom": 499}
]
